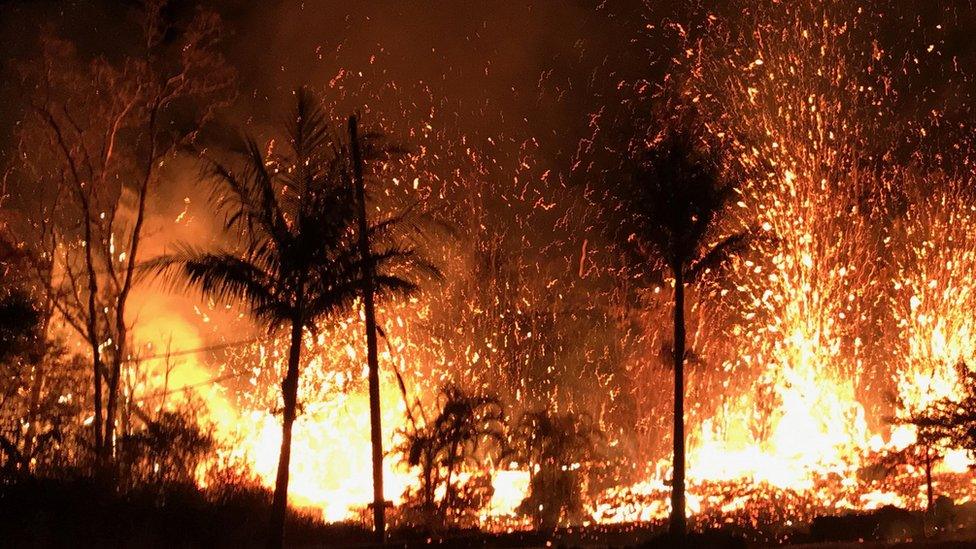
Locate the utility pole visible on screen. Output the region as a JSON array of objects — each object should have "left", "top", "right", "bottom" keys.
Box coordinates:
[{"left": 349, "top": 115, "right": 385, "bottom": 544}]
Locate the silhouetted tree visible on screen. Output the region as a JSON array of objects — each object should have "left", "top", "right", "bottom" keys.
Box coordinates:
[
  {"left": 0, "top": 293, "right": 40, "bottom": 365},
  {"left": 0, "top": 290, "right": 40, "bottom": 474},
  {"left": 153, "top": 90, "right": 430, "bottom": 549},
  {"left": 905, "top": 362, "right": 976, "bottom": 456},
  {"left": 514, "top": 410, "right": 603, "bottom": 529},
  {"left": 0, "top": 240, "right": 88, "bottom": 476},
  {"left": 14, "top": 0, "right": 233, "bottom": 467},
  {"left": 348, "top": 114, "right": 388, "bottom": 542},
  {"left": 396, "top": 385, "right": 507, "bottom": 529},
  {"left": 897, "top": 360, "right": 976, "bottom": 512},
  {"left": 619, "top": 127, "right": 747, "bottom": 537},
  {"left": 118, "top": 407, "right": 215, "bottom": 491}
]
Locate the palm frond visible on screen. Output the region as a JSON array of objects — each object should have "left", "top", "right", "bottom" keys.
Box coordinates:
[
  {"left": 686, "top": 232, "right": 751, "bottom": 282},
  {"left": 147, "top": 244, "right": 289, "bottom": 325},
  {"left": 373, "top": 274, "right": 420, "bottom": 300},
  {"left": 288, "top": 88, "right": 333, "bottom": 166},
  {"left": 303, "top": 276, "right": 362, "bottom": 322},
  {"left": 618, "top": 125, "right": 744, "bottom": 279},
  {"left": 202, "top": 137, "right": 291, "bottom": 255},
  {"left": 161, "top": 92, "right": 440, "bottom": 341}
]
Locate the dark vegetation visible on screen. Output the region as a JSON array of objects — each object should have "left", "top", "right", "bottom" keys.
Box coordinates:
[
  {"left": 396, "top": 384, "right": 507, "bottom": 530},
  {"left": 513, "top": 409, "right": 605, "bottom": 529},
  {"left": 0, "top": 474, "right": 363, "bottom": 548},
  {"left": 905, "top": 361, "right": 976, "bottom": 463}
]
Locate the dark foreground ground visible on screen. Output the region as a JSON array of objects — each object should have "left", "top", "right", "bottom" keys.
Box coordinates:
[{"left": 2, "top": 477, "right": 976, "bottom": 548}]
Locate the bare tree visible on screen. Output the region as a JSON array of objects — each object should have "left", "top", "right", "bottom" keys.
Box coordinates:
[
  {"left": 898, "top": 360, "right": 976, "bottom": 512},
  {"left": 13, "top": 0, "right": 233, "bottom": 468}
]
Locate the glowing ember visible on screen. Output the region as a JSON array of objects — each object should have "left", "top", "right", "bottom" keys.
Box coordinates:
[
  {"left": 8, "top": 0, "right": 976, "bottom": 543},
  {"left": 176, "top": 0, "right": 976, "bottom": 527}
]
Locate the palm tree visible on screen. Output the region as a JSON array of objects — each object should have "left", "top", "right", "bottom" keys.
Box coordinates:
[
  {"left": 396, "top": 384, "right": 507, "bottom": 528},
  {"left": 623, "top": 128, "right": 747, "bottom": 537},
  {"left": 514, "top": 410, "right": 602, "bottom": 529},
  {"left": 154, "top": 90, "right": 429, "bottom": 549}
]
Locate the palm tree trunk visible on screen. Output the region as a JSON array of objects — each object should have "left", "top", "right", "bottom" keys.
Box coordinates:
[
  {"left": 268, "top": 319, "right": 303, "bottom": 549},
  {"left": 669, "top": 269, "right": 687, "bottom": 538},
  {"left": 349, "top": 115, "right": 386, "bottom": 543}
]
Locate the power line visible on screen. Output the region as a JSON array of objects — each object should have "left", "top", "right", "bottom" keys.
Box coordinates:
[
  {"left": 121, "top": 336, "right": 269, "bottom": 364},
  {"left": 133, "top": 372, "right": 243, "bottom": 403},
  {"left": 124, "top": 322, "right": 416, "bottom": 417},
  {"left": 124, "top": 337, "right": 272, "bottom": 404}
]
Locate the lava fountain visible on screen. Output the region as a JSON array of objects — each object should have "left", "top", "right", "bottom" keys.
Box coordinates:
[{"left": 172, "top": 0, "right": 976, "bottom": 530}]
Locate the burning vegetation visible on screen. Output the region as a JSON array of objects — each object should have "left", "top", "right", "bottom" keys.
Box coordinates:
[{"left": 3, "top": 0, "right": 976, "bottom": 547}]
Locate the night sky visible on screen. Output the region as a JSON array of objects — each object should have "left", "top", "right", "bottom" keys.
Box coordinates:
[{"left": 4, "top": 1, "right": 976, "bottom": 188}]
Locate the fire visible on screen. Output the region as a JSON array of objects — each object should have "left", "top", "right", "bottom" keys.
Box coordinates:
[
  {"left": 892, "top": 177, "right": 976, "bottom": 414},
  {"left": 587, "top": 0, "right": 976, "bottom": 526},
  {"left": 11, "top": 0, "right": 976, "bottom": 544},
  {"left": 663, "top": 0, "right": 883, "bottom": 496},
  {"left": 212, "top": 378, "right": 533, "bottom": 523},
  {"left": 122, "top": 0, "right": 976, "bottom": 532},
  {"left": 487, "top": 470, "right": 531, "bottom": 517},
  {"left": 188, "top": 296, "right": 539, "bottom": 524},
  {"left": 219, "top": 384, "right": 414, "bottom": 522}
]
